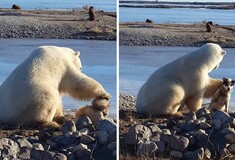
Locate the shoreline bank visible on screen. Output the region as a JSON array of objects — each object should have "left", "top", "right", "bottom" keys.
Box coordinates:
[
  {"left": 0, "top": 9, "right": 116, "bottom": 41},
  {"left": 120, "top": 22, "right": 235, "bottom": 47}
]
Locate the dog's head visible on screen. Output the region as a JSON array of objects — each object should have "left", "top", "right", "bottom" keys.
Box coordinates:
[{"left": 223, "top": 77, "right": 235, "bottom": 92}]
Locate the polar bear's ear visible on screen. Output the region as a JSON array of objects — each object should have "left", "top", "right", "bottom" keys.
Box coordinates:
[
  {"left": 221, "top": 50, "right": 226, "bottom": 55},
  {"left": 75, "top": 51, "right": 80, "bottom": 57}
]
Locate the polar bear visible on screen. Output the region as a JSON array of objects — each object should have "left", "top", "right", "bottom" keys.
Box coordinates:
[
  {"left": 0, "top": 46, "right": 110, "bottom": 126},
  {"left": 136, "top": 43, "right": 226, "bottom": 116}
]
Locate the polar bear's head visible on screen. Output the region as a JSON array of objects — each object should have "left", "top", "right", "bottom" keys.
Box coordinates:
[{"left": 200, "top": 43, "right": 226, "bottom": 72}]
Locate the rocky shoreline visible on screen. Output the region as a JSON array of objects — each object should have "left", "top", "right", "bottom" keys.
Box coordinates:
[
  {"left": 119, "top": 93, "right": 235, "bottom": 159},
  {"left": 120, "top": 22, "right": 235, "bottom": 48},
  {"left": 0, "top": 9, "right": 116, "bottom": 40},
  {"left": 0, "top": 111, "right": 116, "bottom": 160}
]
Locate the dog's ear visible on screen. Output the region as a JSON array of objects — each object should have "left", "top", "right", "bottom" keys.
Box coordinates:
[{"left": 232, "top": 80, "right": 235, "bottom": 85}]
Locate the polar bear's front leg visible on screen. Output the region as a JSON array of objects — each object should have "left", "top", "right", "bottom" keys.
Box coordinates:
[
  {"left": 64, "top": 70, "right": 111, "bottom": 101},
  {"left": 186, "top": 94, "right": 204, "bottom": 112}
]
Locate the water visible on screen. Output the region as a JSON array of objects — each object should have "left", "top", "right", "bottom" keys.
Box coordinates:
[
  {"left": 120, "top": 7, "right": 235, "bottom": 25},
  {"left": 0, "top": 0, "right": 116, "bottom": 12},
  {"left": 120, "top": 46, "right": 235, "bottom": 111},
  {"left": 0, "top": 39, "right": 116, "bottom": 117}
]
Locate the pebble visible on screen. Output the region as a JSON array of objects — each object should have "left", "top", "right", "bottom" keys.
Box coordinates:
[
  {"left": 75, "top": 116, "right": 93, "bottom": 130},
  {"left": 61, "top": 121, "right": 76, "bottom": 135},
  {"left": 0, "top": 138, "right": 20, "bottom": 159},
  {"left": 227, "top": 143, "right": 235, "bottom": 154},
  {"left": 212, "top": 110, "right": 230, "bottom": 123},
  {"left": 80, "top": 135, "right": 95, "bottom": 144},
  {"left": 97, "top": 118, "right": 117, "bottom": 135},
  {"left": 95, "top": 131, "right": 108, "bottom": 145},
  {"left": 221, "top": 128, "right": 235, "bottom": 143},
  {"left": 170, "top": 150, "right": 183, "bottom": 159},
  {"left": 161, "top": 134, "right": 189, "bottom": 151},
  {"left": 184, "top": 147, "right": 204, "bottom": 160},
  {"left": 136, "top": 141, "right": 158, "bottom": 157},
  {"left": 185, "top": 112, "right": 197, "bottom": 121},
  {"left": 126, "top": 124, "right": 152, "bottom": 145}
]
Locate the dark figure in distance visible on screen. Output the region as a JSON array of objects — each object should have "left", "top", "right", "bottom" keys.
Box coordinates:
[
  {"left": 146, "top": 19, "right": 153, "bottom": 23},
  {"left": 89, "top": 6, "right": 95, "bottom": 21},
  {"left": 12, "top": 4, "right": 21, "bottom": 10},
  {"left": 206, "top": 21, "right": 213, "bottom": 32}
]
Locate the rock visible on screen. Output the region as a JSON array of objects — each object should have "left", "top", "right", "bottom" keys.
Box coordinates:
[
  {"left": 95, "top": 131, "right": 108, "bottom": 145},
  {"left": 204, "top": 148, "right": 211, "bottom": 159},
  {"left": 108, "top": 142, "right": 116, "bottom": 152},
  {"left": 54, "top": 136, "right": 76, "bottom": 146},
  {"left": 18, "top": 146, "right": 31, "bottom": 159},
  {"left": 225, "top": 117, "right": 235, "bottom": 127},
  {"left": 170, "top": 150, "right": 183, "bottom": 159},
  {"left": 184, "top": 147, "right": 204, "bottom": 160},
  {"left": 166, "top": 117, "right": 178, "bottom": 127},
  {"left": 77, "top": 128, "right": 89, "bottom": 137},
  {"left": 162, "top": 128, "right": 171, "bottom": 135},
  {"left": 30, "top": 148, "right": 54, "bottom": 159},
  {"left": 75, "top": 116, "right": 93, "bottom": 130},
  {"left": 73, "top": 144, "right": 91, "bottom": 159},
  {"left": 199, "top": 122, "right": 211, "bottom": 130},
  {"left": 46, "top": 139, "right": 58, "bottom": 148},
  {"left": 32, "top": 143, "right": 44, "bottom": 150},
  {"left": 196, "top": 107, "right": 210, "bottom": 119},
  {"left": 212, "top": 119, "right": 222, "bottom": 130},
  {"left": 185, "top": 112, "right": 197, "bottom": 121},
  {"left": 155, "top": 141, "right": 165, "bottom": 153},
  {"left": 179, "top": 122, "right": 198, "bottom": 132},
  {"left": 147, "top": 124, "right": 162, "bottom": 134},
  {"left": 80, "top": 135, "right": 95, "bottom": 144},
  {"left": 161, "top": 134, "right": 189, "bottom": 151},
  {"left": 136, "top": 141, "right": 158, "bottom": 157},
  {"left": 97, "top": 118, "right": 116, "bottom": 135},
  {"left": 193, "top": 129, "right": 206, "bottom": 136},
  {"left": 221, "top": 128, "right": 235, "bottom": 143},
  {"left": 0, "top": 138, "right": 20, "bottom": 159},
  {"left": 126, "top": 124, "right": 152, "bottom": 145},
  {"left": 151, "top": 133, "right": 161, "bottom": 142},
  {"left": 53, "top": 153, "right": 67, "bottom": 160},
  {"left": 212, "top": 110, "right": 230, "bottom": 123},
  {"left": 228, "top": 143, "right": 235, "bottom": 154},
  {"left": 14, "top": 138, "right": 33, "bottom": 149},
  {"left": 38, "top": 128, "right": 53, "bottom": 142},
  {"left": 219, "top": 148, "right": 231, "bottom": 158},
  {"left": 61, "top": 121, "right": 76, "bottom": 135}
]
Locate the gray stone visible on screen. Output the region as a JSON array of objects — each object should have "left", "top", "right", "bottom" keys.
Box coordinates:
[
  {"left": 97, "top": 118, "right": 116, "bottom": 135},
  {"left": 179, "top": 122, "right": 198, "bottom": 132},
  {"left": 46, "top": 139, "right": 58, "bottom": 148},
  {"left": 136, "top": 141, "right": 158, "bottom": 157},
  {"left": 212, "top": 119, "right": 222, "bottom": 130},
  {"left": 108, "top": 142, "right": 116, "bottom": 152},
  {"left": 193, "top": 129, "right": 207, "bottom": 136},
  {"left": 73, "top": 143, "right": 90, "bottom": 152},
  {"left": 185, "top": 112, "right": 197, "bottom": 121},
  {"left": 95, "top": 131, "right": 108, "bottom": 145},
  {"left": 147, "top": 124, "right": 162, "bottom": 134},
  {"left": 73, "top": 144, "right": 91, "bottom": 159},
  {"left": 170, "top": 150, "right": 183, "bottom": 159},
  {"left": 228, "top": 143, "right": 235, "bottom": 154},
  {"left": 75, "top": 116, "right": 93, "bottom": 130},
  {"left": 80, "top": 135, "right": 95, "bottom": 144},
  {"left": 38, "top": 128, "right": 53, "bottom": 142},
  {"left": 54, "top": 136, "right": 76, "bottom": 146},
  {"left": 0, "top": 138, "right": 20, "bottom": 159},
  {"left": 15, "top": 138, "right": 33, "bottom": 149},
  {"left": 199, "top": 122, "right": 211, "bottom": 130},
  {"left": 151, "top": 133, "right": 161, "bottom": 142},
  {"left": 30, "top": 148, "right": 54, "bottom": 159},
  {"left": 32, "top": 143, "right": 44, "bottom": 150},
  {"left": 212, "top": 110, "right": 230, "bottom": 123},
  {"left": 162, "top": 128, "right": 171, "bottom": 135},
  {"left": 219, "top": 148, "right": 231, "bottom": 159},
  {"left": 225, "top": 117, "right": 235, "bottom": 127},
  {"left": 126, "top": 124, "right": 152, "bottom": 145},
  {"left": 221, "top": 128, "right": 235, "bottom": 143},
  {"left": 53, "top": 153, "right": 67, "bottom": 160},
  {"left": 77, "top": 128, "right": 89, "bottom": 136},
  {"left": 204, "top": 148, "right": 211, "bottom": 160},
  {"left": 160, "top": 134, "right": 189, "bottom": 151},
  {"left": 18, "top": 146, "right": 31, "bottom": 159},
  {"left": 155, "top": 141, "right": 165, "bottom": 153},
  {"left": 196, "top": 107, "right": 210, "bottom": 119},
  {"left": 184, "top": 147, "right": 204, "bottom": 160},
  {"left": 61, "top": 121, "right": 76, "bottom": 135}
]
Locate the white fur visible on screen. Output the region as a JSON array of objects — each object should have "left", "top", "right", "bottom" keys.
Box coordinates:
[
  {"left": 0, "top": 46, "right": 110, "bottom": 125},
  {"left": 136, "top": 43, "right": 226, "bottom": 116}
]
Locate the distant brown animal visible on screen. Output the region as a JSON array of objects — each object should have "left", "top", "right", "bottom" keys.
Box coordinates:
[
  {"left": 206, "top": 21, "right": 213, "bottom": 32},
  {"left": 146, "top": 19, "right": 153, "bottom": 23},
  {"left": 89, "top": 6, "right": 95, "bottom": 21},
  {"left": 12, "top": 4, "right": 21, "bottom": 10}
]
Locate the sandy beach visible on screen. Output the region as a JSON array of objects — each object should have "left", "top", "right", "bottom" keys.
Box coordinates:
[
  {"left": 0, "top": 9, "right": 116, "bottom": 40},
  {"left": 120, "top": 22, "right": 235, "bottom": 47}
]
